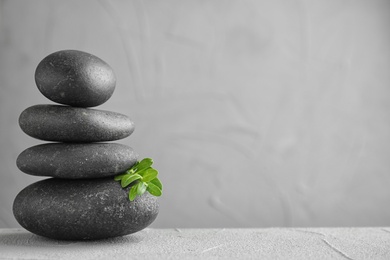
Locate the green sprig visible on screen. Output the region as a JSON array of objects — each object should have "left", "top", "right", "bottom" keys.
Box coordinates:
[{"left": 114, "top": 158, "right": 163, "bottom": 201}]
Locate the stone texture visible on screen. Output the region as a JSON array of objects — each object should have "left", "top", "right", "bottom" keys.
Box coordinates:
[
  {"left": 1, "top": 228, "right": 390, "bottom": 259},
  {"left": 16, "top": 143, "right": 138, "bottom": 179},
  {"left": 13, "top": 178, "right": 159, "bottom": 240},
  {"left": 19, "top": 105, "right": 135, "bottom": 142},
  {"left": 35, "top": 50, "right": 116, "bottom": 107}
]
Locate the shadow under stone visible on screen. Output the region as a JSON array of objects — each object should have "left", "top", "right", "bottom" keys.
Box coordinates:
[{"left": 0, "top": 230, "right": 145, "bottom": 248}]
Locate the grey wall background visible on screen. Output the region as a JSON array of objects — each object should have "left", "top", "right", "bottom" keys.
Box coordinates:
[{"left": 1, "top": 0, "right": 390, "bottom": 228}]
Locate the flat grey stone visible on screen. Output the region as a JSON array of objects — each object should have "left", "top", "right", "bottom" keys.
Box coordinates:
[
  {"left": 13, "top": 178, "right": 159, "bottom": 240},
  {"left": 35, "top": 50, "right": 116, "bottom": 107},
  {"left": 19, "top": 105, "right": 135, "bottom": 142},
  {"left": 2, "top": 228, "right": 390, "bottom": 259},
  {"left": 16, "top": 143, "right": 138, "bottom": 179}
]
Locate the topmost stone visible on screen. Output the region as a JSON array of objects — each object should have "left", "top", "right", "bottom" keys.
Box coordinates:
[{"left": 35, "top": 50, "right": 116, "bottom": 107}]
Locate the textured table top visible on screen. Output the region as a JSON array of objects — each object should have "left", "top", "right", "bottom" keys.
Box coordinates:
[{"left": 1, "top": 228, "right": 390, "bottom": 259}]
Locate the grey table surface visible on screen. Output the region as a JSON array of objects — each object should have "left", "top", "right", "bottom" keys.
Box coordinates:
[{"left": 0, "top": 228, "right": 390, "bottom": 259}]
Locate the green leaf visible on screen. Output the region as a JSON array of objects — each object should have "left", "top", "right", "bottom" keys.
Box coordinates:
[
  {"left": 150, "top": 177, "right": 163, "bottom": 191},
  {"left": 137, "top": 182, "right": 148, "bottom": 195},
  {"left": 126, "top": 167, "right": 136, "bottom": 175},
  {"left": 115, "top": 157, "right": 163, "bottom": 201},
  {"left": 141, "top": 168, "right": 158, "bottom": 182},
  {"left": 121, "top": 173, "right": 142, "bottom": 188},
  {"left": 114, "top": 173, "right": 127, "bottom": 181},
  {"left": 126, "top": 169, "right": 135, "bottom": 175},
  {"left": 147, "top": 182, "right": 162, "bottom": 197},
  {"left": 129, "top": 184, "right": 138, "bottom": 201},
  {"left": 125, "top": 161, "right": 139, "bottom": 174},
  {"left": 134, "top": 158, "right": 153, "bottom": 173}
]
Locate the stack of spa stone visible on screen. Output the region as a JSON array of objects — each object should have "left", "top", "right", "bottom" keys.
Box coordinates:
[{"left": 13, "top": 50, "right": 159, "bottom": 240}]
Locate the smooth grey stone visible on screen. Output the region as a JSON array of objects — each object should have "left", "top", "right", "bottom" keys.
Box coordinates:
[
  {"left": 19, "top": 105, "right": 135, "bottom": 142},
  {"left": 16, "top": 143, "right": 138, "bottom": 179},
  {"left": 35, "top": 50, "right": 116, "bottom": 107},
  {"left": 13, "top": 178, "right": 159, "bottom": 240}
]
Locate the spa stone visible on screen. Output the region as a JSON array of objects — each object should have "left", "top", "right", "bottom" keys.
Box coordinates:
[
  {"left": 19, "top": 104, "right": 135, "bottom": 142},
  {"left": 13, "top": 178, "right": 159, "bottom": 240},
  {"left": 35, "top": 50, "right": 116, "bottom": 107},
  {"left": 17, "top": 143, "right": 138, "bottom": 179}
]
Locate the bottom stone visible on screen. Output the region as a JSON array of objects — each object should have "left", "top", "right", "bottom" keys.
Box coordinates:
[{"left": 13, "top": 178, "right": 159, "bottom": 240}]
